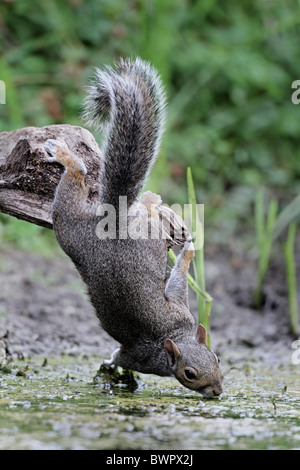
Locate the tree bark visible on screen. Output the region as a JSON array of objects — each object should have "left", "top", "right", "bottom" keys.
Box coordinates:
[{"left": 0, "top": 125, "right": 102, "bottom": 228}]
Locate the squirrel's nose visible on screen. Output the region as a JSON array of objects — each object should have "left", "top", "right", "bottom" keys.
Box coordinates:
[{"left": 213, "top": 385, "right": 223, "bottom": 396}]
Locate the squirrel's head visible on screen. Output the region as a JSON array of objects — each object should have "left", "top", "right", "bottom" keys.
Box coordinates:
[{"left": 164, "top": 324, "right": 223, "bottom": 398}]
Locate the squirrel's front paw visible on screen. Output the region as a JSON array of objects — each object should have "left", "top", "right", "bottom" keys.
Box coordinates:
[
  {"left": 102, "top": 359, "right": 116, "bottom": 372},
  {"left": 44, "top": 139, "right": 64, "bottom": 162},
  {"left": 102, "top": 347, "right": 120, "bottom": 371}
]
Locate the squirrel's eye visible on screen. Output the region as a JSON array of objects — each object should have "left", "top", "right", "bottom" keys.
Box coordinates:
[{"left": 184, "top": 369, "right": 197, "bottom": 380}]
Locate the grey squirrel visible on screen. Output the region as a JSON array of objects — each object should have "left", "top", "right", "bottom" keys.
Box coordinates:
[{"left": 44, "top": 57, "right": 223, "bottom": 397}]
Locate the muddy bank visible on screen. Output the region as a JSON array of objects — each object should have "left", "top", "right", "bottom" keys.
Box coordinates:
[
  {"left": 0, "top": 248, "right": 115, "bottom": 360},
  {"left": 0, "top": 244, "right": 297, "bottom": 367}
]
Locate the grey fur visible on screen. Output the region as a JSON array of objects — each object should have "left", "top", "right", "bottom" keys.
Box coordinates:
[{"left": 44, "top": 58, "right": 223, "bottom": 397}]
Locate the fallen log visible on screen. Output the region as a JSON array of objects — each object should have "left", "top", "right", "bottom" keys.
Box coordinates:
[{"left": 0, "top": 125, "right": 102, "bottom": 228}]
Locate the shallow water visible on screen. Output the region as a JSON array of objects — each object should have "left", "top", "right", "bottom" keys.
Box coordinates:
[{"left": 0, "top": 356, "right": 299, "bottom": 450}]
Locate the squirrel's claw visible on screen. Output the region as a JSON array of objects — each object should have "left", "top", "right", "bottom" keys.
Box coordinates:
[{"left": 44, "top": 139, "right": 87, "bottom": 175}]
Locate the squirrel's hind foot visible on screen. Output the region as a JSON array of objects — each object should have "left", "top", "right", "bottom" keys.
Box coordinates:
[
  {"left": 181, "top": 237, "right": 195, "bottom": 262},
  {"left": 44, "top": 139, "right": 87, "bottom": 175}
]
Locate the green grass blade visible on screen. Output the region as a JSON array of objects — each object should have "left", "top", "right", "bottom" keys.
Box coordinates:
[
  {"left": 284, "top": 223, "right": 299, "bottom": 336},
  {"left": 255, "top": 189, "right": 265, "bottom": 252},
  {"left": 273, "top": 193, "right": 300, "bottom": 241},
  {"left": 187, "top": 167, "right": 206, "bottom": 322},
  {"left": 254, "top": 190, "right": 278, "bottom": 309}
]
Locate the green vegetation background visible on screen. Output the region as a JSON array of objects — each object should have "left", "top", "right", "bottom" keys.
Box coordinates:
[{"left": 0, "top": 0, "right": 299, "bottom": 253}]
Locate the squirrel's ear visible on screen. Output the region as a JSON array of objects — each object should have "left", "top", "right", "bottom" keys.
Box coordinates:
[
  {"left": 164, "top": 339, "right": 181, "bottom": 369},
  {"left": 196, "top": 324, "right": 207, "bottom": 345}
]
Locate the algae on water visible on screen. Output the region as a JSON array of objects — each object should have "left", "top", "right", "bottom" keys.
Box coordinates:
[{"left": 0, "top": 356, "right": 299, "bottom": 450}]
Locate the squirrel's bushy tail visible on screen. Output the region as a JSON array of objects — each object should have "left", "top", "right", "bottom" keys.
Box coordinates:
[{"left": 83, "top": 57, "right": 166, "bottom": 207}]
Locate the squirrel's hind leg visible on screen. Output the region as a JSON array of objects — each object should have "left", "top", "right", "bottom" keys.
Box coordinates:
[
  {"left": 44, "top": 139, "right": 91, "bottom": 256},
  {"left": 44, "top": 139, "right": 88, "bottom": 209}
]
